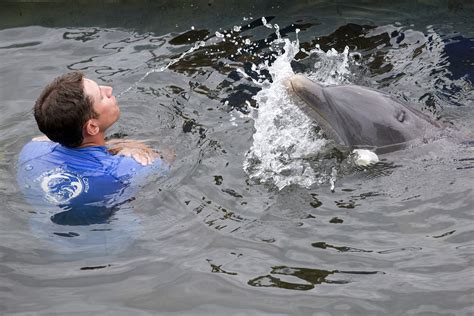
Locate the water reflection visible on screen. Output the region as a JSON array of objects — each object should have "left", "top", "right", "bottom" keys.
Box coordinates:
[
  {"left": 28, "top": 204, "right": 142, "bottom": 255},
  {"left": 312, "top": 241, "right": 373, "bottom": 253},
  {"left": 50, "top": 204, "right": 118, "bottom": 226},
  {"left": 248, "top": 265, "right": 382, "bottom": 290}
]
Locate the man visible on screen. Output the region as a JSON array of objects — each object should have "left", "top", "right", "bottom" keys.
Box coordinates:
[{"left": 17, "top": 71, "right": 171, "bottom": 225}]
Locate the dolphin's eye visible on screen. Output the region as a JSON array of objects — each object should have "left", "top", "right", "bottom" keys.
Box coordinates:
[{"left": 397, "top": 110, "right": 406, "bottom": 123}]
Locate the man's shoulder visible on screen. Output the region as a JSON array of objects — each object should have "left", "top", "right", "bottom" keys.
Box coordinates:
[
  {"left": 18, "top": 139, "right": 168, "bottom": 179},
  {"left": 19, "top": 141, "right": 112, "bottom": 174},
  {"left": 19, "top": 140, "right": 58, "bottom": 165}
]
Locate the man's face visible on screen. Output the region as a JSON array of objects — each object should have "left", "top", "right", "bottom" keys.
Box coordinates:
[{"left": 83, "top": 78, "right": 120, "bottom": 132}]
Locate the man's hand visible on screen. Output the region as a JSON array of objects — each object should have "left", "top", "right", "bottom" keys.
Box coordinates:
[{"left": 107, "top": 139, "right": 167, "bottom": 166}]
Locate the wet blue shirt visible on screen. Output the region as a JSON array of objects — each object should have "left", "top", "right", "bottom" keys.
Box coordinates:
[{"left": 17, "top": 140, "right": 169, "bottom": 226}]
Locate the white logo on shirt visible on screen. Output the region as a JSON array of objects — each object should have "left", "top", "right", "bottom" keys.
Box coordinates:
[{"left": 38, "top": 168, "right": 89, "bottom": 204}]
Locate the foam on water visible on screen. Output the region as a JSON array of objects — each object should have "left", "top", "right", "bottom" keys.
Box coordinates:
[{"left": 243, "top": 20, "right": 356, "bottom": 189}]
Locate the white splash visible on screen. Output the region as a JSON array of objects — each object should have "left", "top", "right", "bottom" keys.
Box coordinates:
[
  {"left": 243, "top": 27, "right": 355, "bottom": 189},
  {"left": 307, "top": 45, "right": 354, "bottom": 85}
]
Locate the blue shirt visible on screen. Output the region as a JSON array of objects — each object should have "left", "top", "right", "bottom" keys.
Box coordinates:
[{"left": 17, "top": 140, "right": 169, "bottom": 226}]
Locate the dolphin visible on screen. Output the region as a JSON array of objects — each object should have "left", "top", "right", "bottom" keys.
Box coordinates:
[{"left": 287, "top": 74, "right": 441, "bottom": 153}]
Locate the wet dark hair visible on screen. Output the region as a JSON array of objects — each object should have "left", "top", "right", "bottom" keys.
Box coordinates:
[{"left": 34, "top": 71, "right": 98, "bottom": 148}]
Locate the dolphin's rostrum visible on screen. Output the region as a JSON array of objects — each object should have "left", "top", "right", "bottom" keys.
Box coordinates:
[{"left": 287, "top": 75, "right": 440, "bottom": 153}]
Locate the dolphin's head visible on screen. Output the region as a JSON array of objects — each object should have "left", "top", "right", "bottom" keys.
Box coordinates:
[{"left": 287, "top": 74, "right": 437, "bottom": 152}]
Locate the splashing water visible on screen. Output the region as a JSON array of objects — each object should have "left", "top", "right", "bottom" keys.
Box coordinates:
[
  {"left": 117, "top": 40, "right": 206, "bottom": 98},
  {"left": 243, "top": 19, "right": 357, "bottom": 189},
  {"left": 307, "top": 45, "right": 356, "bottom": 85}
]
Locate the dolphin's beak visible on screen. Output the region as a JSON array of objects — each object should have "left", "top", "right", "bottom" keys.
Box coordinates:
[
  {"left": 286, "top": 74, "right": 327, "bottom": 107},
  {"left": 281, "top": 77, "right": 293, "bottom": 91},
  {"left": 286, "top": 74, "right": 315, "bottom": 96},
  {"left": 284, "top": 74, "right": 345, "bottom": 145}
]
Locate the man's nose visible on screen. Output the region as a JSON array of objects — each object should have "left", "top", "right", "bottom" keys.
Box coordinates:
[{"left": 101, "top": 86, "right": 113, "bottom": 98}]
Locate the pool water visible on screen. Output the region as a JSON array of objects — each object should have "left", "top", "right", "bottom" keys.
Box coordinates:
[{"left": 1, "top": 1, "right": 473, "bottom": 315}]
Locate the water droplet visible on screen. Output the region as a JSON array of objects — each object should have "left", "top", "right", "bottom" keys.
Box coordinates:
[{"left": 25, "top": 165, "right": 33, "bottom": 171}]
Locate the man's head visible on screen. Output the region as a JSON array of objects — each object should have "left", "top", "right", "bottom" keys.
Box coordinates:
[{"left": 34, "top": 72, "right": 120, "bottom": 147}]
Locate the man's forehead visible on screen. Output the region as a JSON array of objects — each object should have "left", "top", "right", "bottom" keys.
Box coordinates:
[
  {"left": 83, "top": 78, "right": 100, "bottom": 95},
  {"left": 84, "top": 78, "right": 97, "bottom": 87}
]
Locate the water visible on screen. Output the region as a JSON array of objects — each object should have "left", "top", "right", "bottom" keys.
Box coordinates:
[{"left": 1, "top": 1, "right": 473, "bottom": 315}]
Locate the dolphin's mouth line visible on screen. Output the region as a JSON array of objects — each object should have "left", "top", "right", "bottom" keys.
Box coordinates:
[{"left": 289, "top": 79, "right": 346, "bottom": 146}]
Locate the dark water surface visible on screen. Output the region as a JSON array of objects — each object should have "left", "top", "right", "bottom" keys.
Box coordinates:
[{"left": 1, "top": 1, "right": 473, "bottom": 315}]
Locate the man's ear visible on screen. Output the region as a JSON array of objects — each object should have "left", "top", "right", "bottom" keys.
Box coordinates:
[{"left": 84, "top": 119, "right": 100, "bottom": 136}]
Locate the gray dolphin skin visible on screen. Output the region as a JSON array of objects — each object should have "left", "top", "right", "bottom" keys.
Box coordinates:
[{"left": 288, "top": 74, "right": 440, "bottom": 153}]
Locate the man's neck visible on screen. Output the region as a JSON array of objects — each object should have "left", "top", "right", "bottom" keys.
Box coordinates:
[{"left": 79, "top": 134, "right": 106, "bottom": 148}]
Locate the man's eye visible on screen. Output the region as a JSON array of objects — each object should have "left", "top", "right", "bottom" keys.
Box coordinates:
[{"left": 397, "top": 110, "right": 405, "bottom": 122}]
